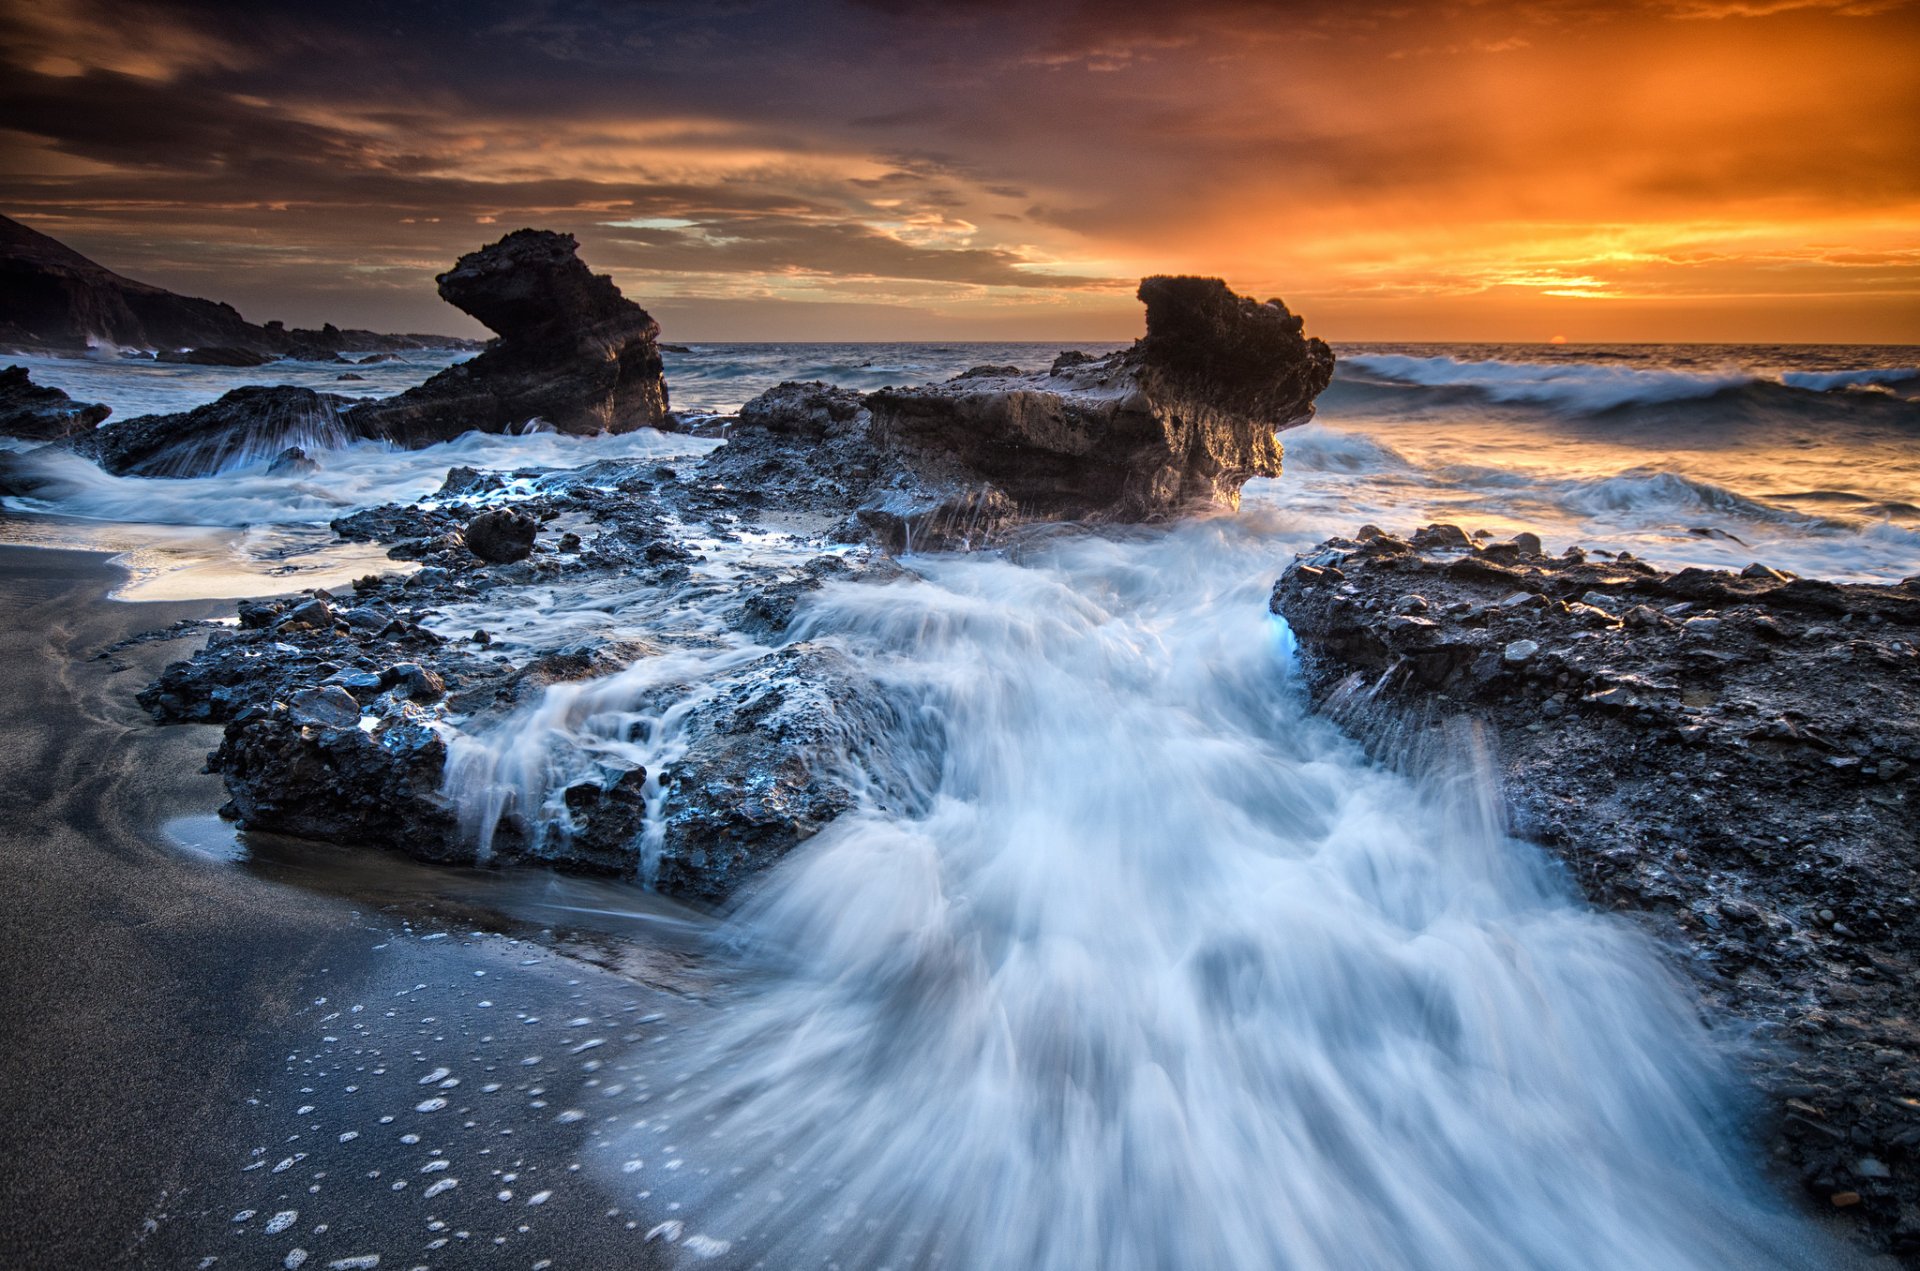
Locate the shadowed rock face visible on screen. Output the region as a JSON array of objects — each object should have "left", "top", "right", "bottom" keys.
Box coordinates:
[
  {"left": 84, "top": 229, "right": 672, "bottom": 475},
  {"left": 81, "top": 386, "right": 355, "bottom": 477},
  {"left": 0, "top": 366, "right": 110, "bottom": 441},
  {"left": 715, "top": 275, "right": 1332, "bottom": 547},
  {"left": 346, "top": 229, "right": 669, "bottom": 446}
]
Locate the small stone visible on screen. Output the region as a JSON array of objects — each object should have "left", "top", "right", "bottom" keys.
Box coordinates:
[
  {"left": 1585, "top": 685, "right": 1638, "bottom": 709},
  {"left": 286, "top": 685, "right": 362, "bottom": 729},
  {"left": 1742, "top": 562, "right": 1790, "bottom": 582},
  {"left": 285, "top": 597, "right": 334, "bottom": 628},
  {"left": 472, "top": 630, "right": 492, "bottom": 646},
  {"left": 1683, "top": 616, "right": 1723, "bottom": 637},
  {"left": 385, "top": 663, "right": 446, "bottom": 702},
  {"left": 465, "top": 508, "right": 539, "bottom": 564},
  {"left": 1829, "top": 1191, "right": 1862, "bottom": 1208},
  {"left": 1510, "top": 531, "right": 1543, "bottom": 555},
  {"left": 1503, "top": 639, "right": 1539, "bottom": 666},
  {"left": 1394, "top": 594, "right": 1429, "bottom": 614}
]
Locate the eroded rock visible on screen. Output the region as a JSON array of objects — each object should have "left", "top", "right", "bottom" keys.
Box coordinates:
[{"left": 1270, "top": 523, "right": 1920, "bottom": 1251}]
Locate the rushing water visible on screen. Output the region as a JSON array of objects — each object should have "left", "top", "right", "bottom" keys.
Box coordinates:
[{"left": 4, "top": 340, "right": 1915, "bottom": 1266}]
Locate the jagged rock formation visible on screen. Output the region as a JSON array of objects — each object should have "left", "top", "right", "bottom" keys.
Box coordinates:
[
  {"left": 712, "top": 275, "right": 1333, "bottom": 548},
  {"left": 345, "top": 229, "right": 669, "bottom": 446},
  {"left": 0, "top": 213, "right": 475, "bottom": 356},
  {"left": 0, "top": 365, "right": 110, "bottom": 440},
  {"left": 1270, "top": 523, "right": 1920, "bottom": 1252},
  {"left": 85, "top": 229, "right": 671, "bottom": 475}
]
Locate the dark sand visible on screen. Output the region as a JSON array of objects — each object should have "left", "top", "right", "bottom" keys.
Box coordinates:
[{"left": 0, "top": 546, "right": 695, "bottom": 1268}]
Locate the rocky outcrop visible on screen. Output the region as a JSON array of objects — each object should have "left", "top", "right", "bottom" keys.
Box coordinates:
[
  {"left": 1270, "top": 524, "right": 1920, "bottom": 1255},
  {"left": 0, "top": 365, "right": 110, "bottom": 440},
  {"left": 710, "top": 275, "right": 1331, "bottom": 548},
  {"left": 0, "top": 213, "right": 476, "bottom": 356},
  {"left": 344, "top": 229, "right": 669, "bottom": 446},
  {"left": 87, "top": 229, "right": 673, "bottom": 475},
  {"left": 81, "top": 386, "right": 356, "bottom": 477},
  {"left": 139, "top": 467, "right": 904, "bottom": 906}
]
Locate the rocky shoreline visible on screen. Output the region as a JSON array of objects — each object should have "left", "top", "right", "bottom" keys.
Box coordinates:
[
  {"left": 7, "top": 218, "right": 1912, "bottom": 1261},
  {"left": 1271, "top": 525, "right": 1920, "bottom": 1258},
  {"left": 126, "top": 259, "right": 1335, "bottom": 910}
]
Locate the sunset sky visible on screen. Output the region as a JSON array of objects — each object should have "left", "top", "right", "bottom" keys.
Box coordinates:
[{"left": 2, "top": 0, "right": 1915, "bottom": 342}]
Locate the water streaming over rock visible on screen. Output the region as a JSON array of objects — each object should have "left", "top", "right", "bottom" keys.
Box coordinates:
[{"left": 441, "top": 517, "right": 1839, "bottom": 1269}]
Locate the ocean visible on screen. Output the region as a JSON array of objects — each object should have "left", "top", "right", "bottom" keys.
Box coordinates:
[
  {"left": 4, "top": 341, "right": 1915, "bottom": 599},
  {"left": 2, "top": 340, "right": 1908, "bottom": 1267}
]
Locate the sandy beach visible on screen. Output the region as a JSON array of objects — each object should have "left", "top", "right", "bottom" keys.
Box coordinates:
[{"left": 0, "top": 544, "right": 698, "bottom": 1269}]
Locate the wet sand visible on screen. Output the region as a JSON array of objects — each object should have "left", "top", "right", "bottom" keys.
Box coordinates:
[{"left": 0, "top": 545, "right": 693, "bottom": 1268}]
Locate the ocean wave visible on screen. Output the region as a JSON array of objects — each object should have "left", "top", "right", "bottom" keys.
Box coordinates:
[
  {"left": 1341, "top": 354, "right": 1919, "bottom": 413},
  {"left": 1279, "top": 425, "right": 1413, "bottom": 474}
]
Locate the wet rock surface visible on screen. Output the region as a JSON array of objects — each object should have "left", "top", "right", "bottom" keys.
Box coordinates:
[
  {"left": 708, "top": 275, "right": 1332, "bottom": 548},
  {"left": 1271, "top": 523, "right": 1920, "bottom": 1257},
  {"left": 141, "top": 459, "right": 912, "bottom": 907},
  {"left": 0, "top": 364, "right": 110, "bottom": 440},
  {"left": 84, "top": 385, "right": 357, "bottom": 476}
]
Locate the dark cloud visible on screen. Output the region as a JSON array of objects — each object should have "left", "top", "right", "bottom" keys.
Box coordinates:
[{"left": 1, "top": 0, "right": 1913, "bottom": 338}]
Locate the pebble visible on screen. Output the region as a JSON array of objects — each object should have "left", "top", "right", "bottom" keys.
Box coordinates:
[{"left": 1503, "top": 639, "right": 1539, "bottom": 666}]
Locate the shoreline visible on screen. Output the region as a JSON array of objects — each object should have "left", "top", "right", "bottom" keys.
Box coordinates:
[{"left": 0, "top": 543, "right": 700, "bottom": 1269}]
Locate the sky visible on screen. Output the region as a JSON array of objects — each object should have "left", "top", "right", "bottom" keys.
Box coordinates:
[{"left": 1, "top": 0, "right": 1916, "bottom": 342}]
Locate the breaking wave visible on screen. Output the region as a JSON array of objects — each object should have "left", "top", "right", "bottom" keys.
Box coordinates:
[{"left": 1341, "top": 353, "right": 1919, "bottom": 414}]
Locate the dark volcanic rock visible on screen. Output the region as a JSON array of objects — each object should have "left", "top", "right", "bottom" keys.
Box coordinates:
[
  {"left": 708, "top": 275, "right": 1331, "bottom": 549},
  {"left": 155, "top": 345, "right": 277, "bottom": 367},
  {"left": 345, "top": 229, "right": 669, "bottom": 446},
  {"left": 653, "top": 643, "right": 913, "bottom": 903},
  {"left": 83, "top": 385, "right": 354, "bottom": 477},
  {"left": 80, "top": 229, "right": 672, "bottom": 476},
  {"left": 0, "top": 365, "right": 110, "bottom": 440},
  {"left": 464, "top": 508, "right": 538, "bottom": 563},
  {"left": 1270, "top": 524, "right": 1920, "bottom": 1257}
]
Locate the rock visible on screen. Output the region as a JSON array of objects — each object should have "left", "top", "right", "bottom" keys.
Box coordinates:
[
  {"left": 155, "top": 345, "right": 277, "bottom": 367},
  {"left": 951, "top": 364, "right": 1024, "bottom": 380},
  {"left": 1510, "top": 531, "right": 1543, "bottom": 555},
  {"left": 0, "top": 365, "right": 110, "bottom": 440},
  {"left": 384, "top": 662, "right": 446, "bottom": 702},
  {"left": 652, "top": 644, "right": 911, "bottom": 902},
  {"left": 83, "top": 386, "right": 353, "bottom": 477},
  {"left": 464, "top": 509, "right": 537, "bottom": 563},
  {"left": 344, "top": 229, "right": 668, "bottom": 447},
  {"left": 1049, "top": 350, "right": 1095, "bottom": 374},
  {"left": 286, "top": 685, "right": 362, "bottom": 728},
  {"left": 76, "top": 229, "right": 664, "bottom": 476},
  {"left": 711, "top": 275, "right": 1331, "bottom": 547},
  {"left": 284, "top": 596, "right": 334, "bottom": 628},
  {"left": 266, "top": 446, "right": 319, "bottom": 476},
  {"left": 1269, "top": 521, "right": 1920, "bottom": 1258},
  {"left": 1411, "top": 524, "right": 1472, "bottom": 551},
  {"left": 437, "top": 466, "right": 506, "bottom": 499}
]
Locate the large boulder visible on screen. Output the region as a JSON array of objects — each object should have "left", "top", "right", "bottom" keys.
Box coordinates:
[
  {"left": 710, "top": 275, "right": 1332, "bottom": 548},
  {"left": 344, "top": 229, "right": 669, "bottom": 446},
  {"left": 0, "top": 365, "right": 110, "bottom": 440},
  {"left": 82, "top": 385, "right": 354, "bottom": 477}
]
